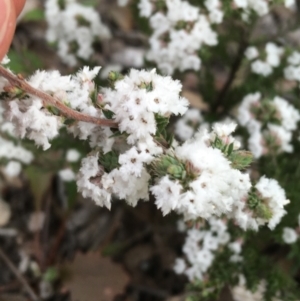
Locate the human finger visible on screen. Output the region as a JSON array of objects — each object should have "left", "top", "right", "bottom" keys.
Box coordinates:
[{"left": 0, "top": 0, "right": 16, "bottom": 61}]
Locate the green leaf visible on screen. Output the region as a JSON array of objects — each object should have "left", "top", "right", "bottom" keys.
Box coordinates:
[
  {"left": 43, "top": 267, "right": 59, "bottom": 282},
  {"left": 228, "top": 150, "right": 253, "bottom": 170},
  {"left": 99, "top": 151, "right": 120, "bottom": 172},
  {"left": 7, "top": 49, "right": 43, "bottom": 74},
  {"left": 102, "top": 109, "right": 115, "bottom": 120},
  {"left": 227, "top": 143, "right": 234, "bottom": 156},
  {"left": 109, "top": 130, "right": 127, "bottom": 139},
  {"left": 155, "top": 114, "right": 169, "bottom": 136},
  {"left": 23, "top": 9, "right": 45, "bottom": 22},
  {"left": 63, "top": 118, "right": 76, "bottom": 126},
  {"left": 47, "top": 105, "right": 60, "bottom": 116}
]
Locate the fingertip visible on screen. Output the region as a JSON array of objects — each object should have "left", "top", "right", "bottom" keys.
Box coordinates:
[
  {"left": 0, "top": 0, "right": 16, "bottom": 61},
  {"left": 13, "top": 0, "right": 26, "bottom": 17}
]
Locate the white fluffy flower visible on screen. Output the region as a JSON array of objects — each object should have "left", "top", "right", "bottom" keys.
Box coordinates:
[
  {"left": 237, "top": 92, "right": 262, "bottom": 132},
  {"left": 77, "top": 154, "right": 112, "bottom": 209},
  {"left": 233, "top": 0, "right": 270, "bottom": 16},
  {"left": 245, "top": 46, "right": 259, "bottom": 60},
  {"left": 151, "top": 176, "right": 183, "bottom": 215},
  {"left": 174, "top": 218, "right": 241, "bottom": 281},
  {"left": 6, "top": 67, "right": 112, "bottom": 151},
  {"left": 175, "top": 108, "right": 202, "bottom": 141},
  {"left": 285, "top": 52, "right": 300, "bottom": 82},
  {"left": 265, "top": 43, "right": 283, "bottom": 67},
  {"left": 250, "top": 43, "right": 283, "bottom": 77},
  {"left": 285, "top": 0, "right": 296, "bottom": 8},
  {"left": 256, "top": 176, "right": 289, "bottom": 229},
  {"left": 288, "top": 51, "right": 300, "bottom": 66},
  {"left": 0, "top": 137, "right": 33, "bottom": 164},
  {"left": 1, "top": 56, "right": 10, "bottom": 65},
  {"left": 251, "top": 60, "right": 273, "bottom": 77},
  {"left": 66, "top": 149, "right": 81, "bottom": 162},
  {"left": 4, "top": 161, "right": 22, "bottom": 178},
  {"left": 59, "top": 168, "right": 76, "bottom": 182},
  {"left": 273, "top": 96, "right": 300, "bottom": 131},
  {"left": 151, "top": 125, "right": 253, "bottom": 226},
  {"left": 9, "top": 98, "right": 62, "bottom": 150},
  {"left": 103, "top": 69, "right": 188, "bottom": 144},
  {"left": 140, "top": 0, "right": 218, "bottom": 74},
  {"left": 282, "top": 227, "right": 298, "bottom": 244},
  {"left": 237, "top": 93, "right": 299, "bottom": 158},
  {"left": 118, "top": 0, "right": 129, "bottom": 6},
  {"left": 104, "top": 168, "right": 151, "bottom": 207},
  {"left": 45, "top": 0, "right": 111, "bottom": 66}
]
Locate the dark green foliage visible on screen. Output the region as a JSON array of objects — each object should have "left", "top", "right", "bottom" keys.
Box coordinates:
[
  {"left": 155, "top": 114, "right": 174, "bottom": 146},
  {"left": 99, "top": 151, "right": 120, "bottom": 172},
  {"left": 150, "top": 154, "right": 187, "bottom": 181},
  {"left": 102, "top": 109, "right": 115, "bottom": 120},
  {"left": 211, "top": 136, "right": 254, "bottom": 170}
]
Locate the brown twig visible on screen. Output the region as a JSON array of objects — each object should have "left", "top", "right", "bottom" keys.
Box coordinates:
[
  {"left": 45, "top": 220, "right": 67, "bottom": 267},
  {"left": 0, "top": 65, "right": 118, "bottom": 128},
  {"left": 211, "top": 34, "right": 249, "bottom": 113},
  {"left": 0, "top": 247, "right": 39, "bottom": 301}
]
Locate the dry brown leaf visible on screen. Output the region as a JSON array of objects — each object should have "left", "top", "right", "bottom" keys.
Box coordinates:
[
  {"left": 110, "top": 7, "right": 134, "bottom": 32},
  {"left": 182, "top": 90, "right": 208, "bottom": 111},
  {"left": 64, "top": 252, "right": 129, "bottom": 301}
]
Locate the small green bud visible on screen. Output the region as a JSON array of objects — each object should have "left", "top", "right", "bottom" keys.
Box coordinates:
[
  {"left": 151, "top": 155, "right": 186, "bottom": 180},
  {"left": 167, "top": 164, "right": 185, "bottom": 179},
  {"left": 228, "top": 150, "right": 253, "bottom": 170},
  {"left": 4, "top": 86, "right": 24, "bottom": 97},
  {"left": 256, "top": 203, "right": 273, "bottom": 220},
  {"left": 108, "top": 71, "right": 124, "bottom": 82},
  {"left": 138, "top": 81, "right": 153, "bottom": 92}
]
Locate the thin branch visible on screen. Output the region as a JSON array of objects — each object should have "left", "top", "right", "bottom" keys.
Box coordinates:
[
  {"left": 0, "top": 247, "right": 39, "bottom": 301},
  {"left": 0, "top": 65, "right": 118, "bottom": 128},
  {"left": 212, "top": 35, "right": 249, "bottom": 113}
]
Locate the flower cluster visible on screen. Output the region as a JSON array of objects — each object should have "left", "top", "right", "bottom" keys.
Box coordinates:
[
  {"left": 0, "top": 61, "right": 290, "bottom": 231},
  {"left": 245, "top": 43, "right": 284, "bottom": 77},
  {"left": 248, "top": 176, "right": 289, "bottom": 229},
  {"left": 174, "top": 108, "right": 203, "bottom": 141},
  {"left": 234, "top": 0, "right": 270, "bottom": 17},
  {"left": 173, "top": 218, "right": 242, "bottom": 281},
  {"left": 152, "top": 124, "right": 288, "bottom": 230},
  {"left": 151, "top": 123, "right": 251, "bottom": 220},
  {"left": 0, "top": 58, "right": 33, "bottom": 178},
  {"left": 5, "top": 66, "right": 109, "bottom": 150},
  {"left": 45, "top": 0, "right": 111, "bottom": 66},
  {"left": 58, "top": 149, "right": 81, "bottom": 182},
  {"left": 138, "top": 0, "right": 218, "bottom": 74},
  {"left": 233, "top": 0, "right": 295, "bottom": 21},
  {"left": 77, "top": 68, "right": 188, "bottom": 208},
  {"left": 284, "top": 51, "right": 300, "bottom": 83},
  {"left": 237, "top": 92, "right": 300, "bottom": 158}
]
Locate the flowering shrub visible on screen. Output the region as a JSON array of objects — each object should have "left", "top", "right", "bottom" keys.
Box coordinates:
[{"left": 1, "top": 0, "right": 300, "bottom": 300}]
